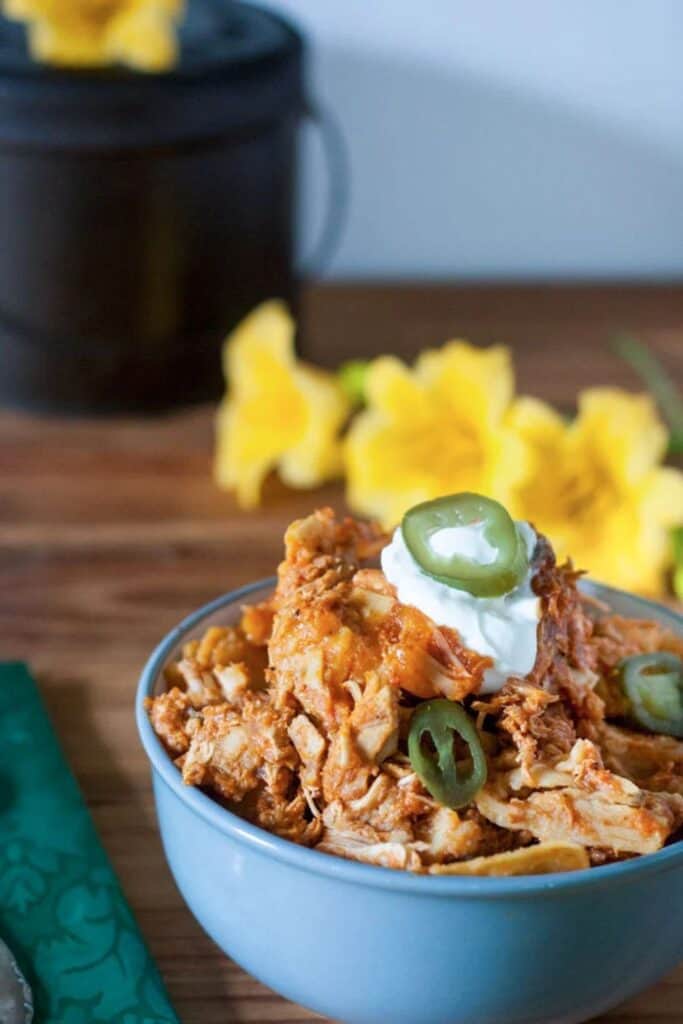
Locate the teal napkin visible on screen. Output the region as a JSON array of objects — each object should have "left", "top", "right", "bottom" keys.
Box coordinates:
[{"left": 0, "top": 663, "right": 180, "bottom": 1024}]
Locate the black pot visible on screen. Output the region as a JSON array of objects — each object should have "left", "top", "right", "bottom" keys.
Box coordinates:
[{"left": 0, "top": 1, "right": 305, "bottom": 414}]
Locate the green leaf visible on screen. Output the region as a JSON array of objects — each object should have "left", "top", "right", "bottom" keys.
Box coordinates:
[
  {"left": 613, "top": 334, "right": 683, "bottom": 456},
  {"left": 668, "top": 430, "right": 683, "bottom": 456},
  {"left": 673, "top": 527, "right": 683, "bottom": 601},
  {"left": 338, "top": 360, "right": 369, "bottom": 406}
]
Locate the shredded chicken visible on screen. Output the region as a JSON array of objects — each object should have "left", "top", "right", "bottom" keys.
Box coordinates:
[
  {"left": 148, "top": 687, "right": 192, "bottom": 755},
  {"left": 476, "top": 782, "right": 682, "bottom": 855},
  {"left": 147, "top": 507, "right": 683, "bottom": 873},
  {"left": 584, "top": 721, "right": 683, "bottom": 797}
]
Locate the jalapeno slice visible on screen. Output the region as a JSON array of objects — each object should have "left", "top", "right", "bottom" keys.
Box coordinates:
[
  {"left": 407, "top": 699, "right": 488, "bottom": 809},
  {"left": 618, "top": 652, "right": 683, "bottom": 738},
  {"left": 402, "top": 492, "right": 529, "bottom": 597}
]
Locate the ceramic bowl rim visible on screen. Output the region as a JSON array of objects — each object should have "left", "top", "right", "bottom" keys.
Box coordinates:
[{"left": 136, "top": 576, "right": 683, "bottom": 898}]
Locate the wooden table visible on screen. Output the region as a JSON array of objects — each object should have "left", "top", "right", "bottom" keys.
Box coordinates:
[{"left": 1, "top": 283, "right": 682, "bottom": 1023}]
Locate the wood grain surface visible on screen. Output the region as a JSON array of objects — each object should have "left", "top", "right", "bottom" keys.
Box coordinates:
[{"left": 1, "top": 283, "right": 682, "bottom": 1024}]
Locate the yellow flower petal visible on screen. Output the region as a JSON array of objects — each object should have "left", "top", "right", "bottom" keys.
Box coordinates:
[
  {"left": 345, "top": 411, "right": 444, "bottom": 528},
  {"left": 417, "top": 340, "right": 514, "bottom": 429},
  {"left": 570, "top": 504, "right": 671, "bottom": 596},
  {"left": 279, "top": 365, "right": 349, "bottom": 488},
  {"left": 224, "top": 300, "right": 296, "bottom": 398},
  {"left": 214, "top": 399, "right": 272, "bottom": 509},
  {"left": 214, "top": 301, "right": 350, "bottom": 508},
  {"left": 572, "top": 388, "right": 668, "bottom": 488},
  {"left": 508, "top": 395, "right": 566, "bottom": 447},
  {"left": 345, "top": 340, "right": 528, "bottom": 530},
  {"left": 512, "top": 385, "right": 682, "bottom": 595},
  {"left": 6, "top": 0, "right": 183, "bottom": 70},
  {"left": 27, "top": 19, "right": 108, "bottom": 66},
  {"left": 643, "top": 466, "right": 683, "bottom": 527},
  {"left": 365, "top": 356, "right": 434, "bottom": 424},
  {"left": 106, "top": 4, "right": 179, "bottom": 70}
]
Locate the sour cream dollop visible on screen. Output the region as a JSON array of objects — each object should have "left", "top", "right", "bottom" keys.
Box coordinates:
[{"left": 381, "top": 520, "right": 540, "bottom": 693}]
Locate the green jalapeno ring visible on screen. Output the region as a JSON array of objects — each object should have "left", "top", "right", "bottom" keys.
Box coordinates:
[
  {"left": 407, "top": 699, "right": 488, "bottom": 809},
  {"left": 402, "top": 492, "right": 529, "bottom": 598},
  {"left": 618, "top": 651, "right": 683, "bottom": 739}
]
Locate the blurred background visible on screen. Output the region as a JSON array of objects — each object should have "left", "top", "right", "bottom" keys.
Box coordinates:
[
  {"left": 0, "top": 0, "right": 681, "bottom": 414},
  {"left": 290, "top": 0, "right": 683, "bottom": 280},
  {"left": 1, "top": 5, "right": 682, "bottom": 1022}
]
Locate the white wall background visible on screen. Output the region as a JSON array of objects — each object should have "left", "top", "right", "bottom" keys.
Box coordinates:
[{"left": 275, "top": 0, "right": 683, "bottom": 279}]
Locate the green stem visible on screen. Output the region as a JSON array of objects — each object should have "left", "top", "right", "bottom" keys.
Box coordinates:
[
  {"left": 672, "top": 526, "right": 683, "bottom": 601},
  {"left": 338, "top": 360, "right": 369, "bottom": 406},
  {"left": 613, "top": 334, "right": 683, "bottom": 454}
]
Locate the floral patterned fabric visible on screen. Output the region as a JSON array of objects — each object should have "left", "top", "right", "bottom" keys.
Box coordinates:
[{"left": 0, "top": 663, "right": 179, "bottom": 1023}]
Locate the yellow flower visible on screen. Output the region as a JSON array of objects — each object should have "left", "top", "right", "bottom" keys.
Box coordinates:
[
  {"left": 214, "top": 301, "right": 351, "bottom": 508},
  {"left": 344, "top": 340, "right": 530, "bottom": 529},
  {"left": 511, "top": 388, "right": 683, "bottom": 594},
  {"left": 5, "top": 0, "right": 183, "bottom": 71}
]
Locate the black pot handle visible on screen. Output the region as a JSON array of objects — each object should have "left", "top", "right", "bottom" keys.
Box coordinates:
[{"left": 297, "top": 99, "right": 350, "bottom": 279}]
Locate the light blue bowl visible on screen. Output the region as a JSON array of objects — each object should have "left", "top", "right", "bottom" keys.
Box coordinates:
[{"left": 136, "top": 579, "right": 683, "bottom": 1024}]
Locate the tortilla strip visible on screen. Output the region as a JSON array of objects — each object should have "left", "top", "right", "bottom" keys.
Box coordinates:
[{"left": 428, "top": 842, "right": 589, "bottom": 876}]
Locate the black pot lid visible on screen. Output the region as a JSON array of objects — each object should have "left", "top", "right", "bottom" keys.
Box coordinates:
[{"left": 0, "top": 0, "right": 304, "bottom": 148}]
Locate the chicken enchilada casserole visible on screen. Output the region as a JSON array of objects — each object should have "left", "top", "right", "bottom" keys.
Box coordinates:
[{"left": 146, "top": 493, "right": 683, "bottom": 876}]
